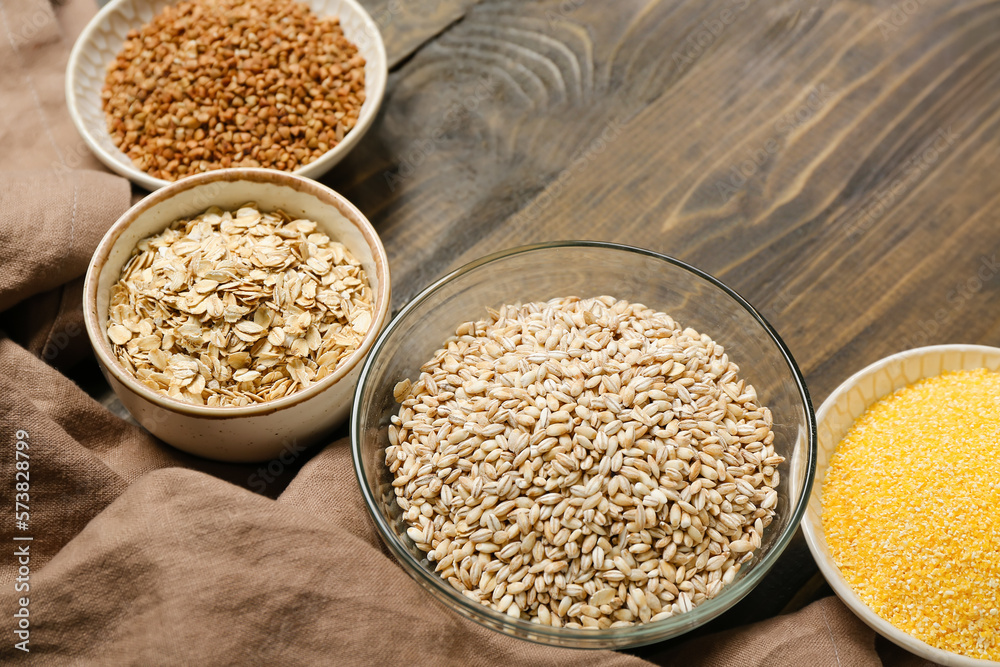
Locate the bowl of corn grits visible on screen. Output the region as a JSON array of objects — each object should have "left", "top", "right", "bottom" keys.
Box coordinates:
[{"left": 801, "top": 344, "right": 1000, "bottom": 666}]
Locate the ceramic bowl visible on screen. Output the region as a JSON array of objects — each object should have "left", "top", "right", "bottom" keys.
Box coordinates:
[
  {"left": 801, "top": 344, "right": 1000, "bottom": 666},
  {"left": 352, "top": 242, "right": 816, "bottom": 648},
  {"left": 83, "top": 168, "right": 390, "bottom": 462},
  {"left": 66, "top": 0, "right": 388, "bottom": 191}
]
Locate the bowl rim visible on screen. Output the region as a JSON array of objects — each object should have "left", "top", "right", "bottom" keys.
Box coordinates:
[
  {"left": 65, "top": 0, "right": 388, "bottom": 192},
  {"left": 350, "top": 240, "right": 818, "bottom": 646},
  {"left": 801, "top": 343, "right": 1000, "bottom": 667},
  {"left": 82, "top": 167, "right": 391, "bottom": 419}
]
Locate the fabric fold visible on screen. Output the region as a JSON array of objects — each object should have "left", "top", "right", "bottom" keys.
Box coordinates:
[
  {"left": 0, "top": 0, "right": 936, "bottom": 664},
  {"left": 0, "top": 170, "right": 130, "bottom": 311}
]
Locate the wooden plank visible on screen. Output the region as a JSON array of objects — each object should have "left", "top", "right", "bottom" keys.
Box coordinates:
[
  {"left": 325, "top": 0, "right": 1000, "bottom": 407},
  {"left": 315, "top": 4, "right": 1000, "bottom": 642},
  {"left": 360, "top": 0, "right": 480, "bottom": 68}
]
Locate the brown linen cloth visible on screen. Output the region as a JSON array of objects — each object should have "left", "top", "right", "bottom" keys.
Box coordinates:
[{"left": 0, "top": 0, "right": 937, "bottom": 664}]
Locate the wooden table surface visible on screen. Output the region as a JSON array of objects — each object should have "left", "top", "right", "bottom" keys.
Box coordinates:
[{"left": 89, "top": 0, "right": 1000, "bottom": 662}]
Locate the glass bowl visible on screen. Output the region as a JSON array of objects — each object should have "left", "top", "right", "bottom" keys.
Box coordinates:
[{"left": 351, "top": 242, "right": 816, "bottom": 649}]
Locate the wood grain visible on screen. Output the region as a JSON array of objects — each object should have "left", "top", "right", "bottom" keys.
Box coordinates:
[
  {"left": 313, "top": 2, "right": 1000, "bottom": 651},
  {"left": 359, "top": 0, "right": 480, "bottom": 67},
  {"left": 329, "top": 0, "right": 1000, "bottom": 409}
]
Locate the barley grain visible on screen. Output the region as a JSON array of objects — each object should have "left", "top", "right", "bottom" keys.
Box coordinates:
[{"left": 388, "top": 296, "right": 782, "bottom": 627}]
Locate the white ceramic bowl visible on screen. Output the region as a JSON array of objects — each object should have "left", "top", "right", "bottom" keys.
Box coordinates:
[
  {"left": 802, "top": 344, "right": 1000, "bottom": 666},
  {"left": 66, "top": 0, "right": 388, "bottom": 191},
  {"left": 83, "top": 169, "right": 391, "bottom": 462}
]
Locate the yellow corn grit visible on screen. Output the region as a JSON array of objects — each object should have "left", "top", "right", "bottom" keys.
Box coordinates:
[{"left": 822, "top": 368, "right": 1000, "bottom": 661}]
